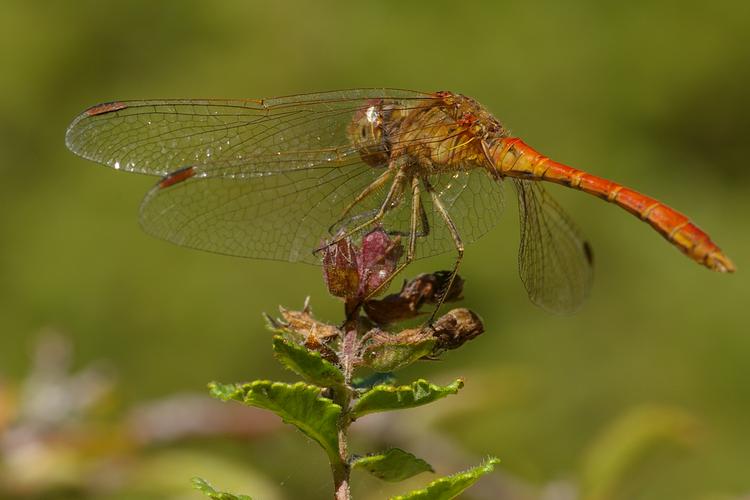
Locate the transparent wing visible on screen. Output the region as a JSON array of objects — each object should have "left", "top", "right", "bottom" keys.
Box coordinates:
[
  {"left": 67, "top": 88, "right": 505, "bottom": 264},
  {"left": 141, "top": 164, "right": 505, "bottom": 264},
  {"left": 331, "top": 166, "right": 506, "bottom": 260},
  {"left": 66, "top": 89, "right": 437, "bottom": 263},
  {"left": 415, "top": 168, "right": 505, "bottom": 259},
  {"left": 65, "top": 89, "right": 434, "bottom": 176},
  {"left": 140, "top": 159, "right": 387, "bottom": 263},
  {"left": 512, "top": 179, "right": 593, "bottom": 313}
]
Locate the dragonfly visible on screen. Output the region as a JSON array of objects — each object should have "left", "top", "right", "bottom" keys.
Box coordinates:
[{"left": 65, "top": 89, "right": 735, "bottom": 313}]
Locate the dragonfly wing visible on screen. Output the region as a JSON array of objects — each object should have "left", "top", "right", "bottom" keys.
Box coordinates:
[
  {"left": 415, "top": 169, "right": 505, "bottom": 259},
  {"left": 140, "top": 158, "right": 388, "bottom": 263},
  {"left": 67, "top": 89, "right": 506, "bottom": 264},
  {"left": 512, "top": 179, "right": 593, "bottom": 313},
  {"left": 67, "top": 89, "right": 438, "bottom": 263},
  {"left": 65, "top": 89, "right": 433, "bottom": 176}
]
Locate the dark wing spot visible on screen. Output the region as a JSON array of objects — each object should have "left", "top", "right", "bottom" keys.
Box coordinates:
[
  {"left": 85, "top": 101, "right": 128, "bottom": 116},
  {"left": 583, "top": 241, "right": 594, "bottom": 265},
  {"left": 159, "top": 166, "right": 196, "bottom": 189}
]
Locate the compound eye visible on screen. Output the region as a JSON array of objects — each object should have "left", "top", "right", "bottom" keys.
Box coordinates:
[{"left": 361, "top": 126, "right": 367, "bottom": 139}]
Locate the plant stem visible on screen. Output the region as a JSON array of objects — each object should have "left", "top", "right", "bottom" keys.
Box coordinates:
[
  {"left": 332, "top": 458, "right": 350, "bottom": 500},
  {"left": 332, "top": 328, "right": 358, "bottom": 500}
]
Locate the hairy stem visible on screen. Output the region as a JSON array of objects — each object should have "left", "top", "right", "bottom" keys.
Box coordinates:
[
  {"left": 332, "top": 328, "right": 358, "bottom": 500},
  {"left": 332, "top": 458, "right": 350, "bottom": 500}
]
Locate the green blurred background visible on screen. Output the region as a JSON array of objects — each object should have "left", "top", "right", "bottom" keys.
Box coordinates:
[{"left": 1, "top": 1, "right": 748, "bottom": 499}]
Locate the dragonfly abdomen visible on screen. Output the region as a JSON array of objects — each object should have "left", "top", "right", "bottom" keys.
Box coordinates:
[{"left": 490, "top": 137, "right": 736, "bottom": 273}]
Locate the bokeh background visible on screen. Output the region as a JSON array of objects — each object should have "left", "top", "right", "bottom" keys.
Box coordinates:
[{"left": 1, "top": 1, "right": 748, "bottom": 499}]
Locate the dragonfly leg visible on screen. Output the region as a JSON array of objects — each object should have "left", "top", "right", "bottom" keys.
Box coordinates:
[
  {"left": 317, "top": 167, "right": 409, "bottom": 256},
  {"left": 363, "top": 176, "right": 422, "bottom": 301},
  {"left": 417, "top": 195, "right": 430, "bottom": 237},
  {"left": 328, "top": 168, "right": 393, "bottom": 234},
  {"left": 385, "top": 193, "right": 430, "bottom": 239},
  {"left": 422, "top": 177, "right": 464, "bottom": 322}
]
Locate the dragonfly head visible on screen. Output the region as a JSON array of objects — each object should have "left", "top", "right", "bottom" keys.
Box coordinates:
[{"left": 348, "top": 99, "right": 392, "bottom": 167}]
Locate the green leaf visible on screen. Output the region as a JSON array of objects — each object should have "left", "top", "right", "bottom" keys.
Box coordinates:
[
  {"left": 192, "top": 477, "right": 252, "bottom": 500},
  {"left": 353, "top": 448, "right": 433, "bottom": 482},
  {"left": 209, "top": 382, "right": 244, "bottom": 401},
  {"left": 272, "top": 335, "right": 344, "bottom": 387},
  {"left": 352, "top": 371, "right": 396, "bottom": 390},
  {"left": 391, "top": 457, "right": 500, "bottom": 500},
  {"left": 352, "top": 379, "right": 464, "bottom": 418},
  {"left": 209, "top": 381, "right": 341, "bottom": 463},
  {"left": 362, "top": 337, "right": 436, "bottom": 372}
]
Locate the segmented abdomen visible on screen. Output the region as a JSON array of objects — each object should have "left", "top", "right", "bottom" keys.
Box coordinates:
[{"left": 490, "top": 137, "right": 735, "bottom": 272}]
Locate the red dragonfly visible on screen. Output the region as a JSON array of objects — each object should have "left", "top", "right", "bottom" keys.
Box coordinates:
[{"left": 66, "top": 89, "right": 734, "bottom": 313}]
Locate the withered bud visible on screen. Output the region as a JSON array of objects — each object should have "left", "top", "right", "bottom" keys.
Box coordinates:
[
  {"left": 322, "top": 236, "right": 359, "bottom": 298},
  {"left": 363, "top": 271, "right": 465, "bottom": 325},
  {"left": 358, "top": 227, "right": 403, "bottom": 297},
  {"left": 430, "top": 308, "right": 484, "bottom": 353},
  {"left": 302, "top": 334, "right": 339, "bottom": 363},
  {"left": 267, "top": 303, "right": 341, "bottom": 362},
  {"left": 425, "top": 271, "right": 464, "bottom": 304},
  {"left": 363, "top": 293, "right": 422, "bottom": 325},
  {"left": 266, "top": 303, "right": 340, "bottom": 362}
]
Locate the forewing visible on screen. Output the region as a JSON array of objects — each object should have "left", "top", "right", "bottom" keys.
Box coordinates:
[
  {"left": 68, "top": 89, "right": 506, "bottom": 264},
  {"left": 513, "top": 179, "right": 593, "bottom": 313},
  {"left": 65, "top": 89, "right": 433, "bottom": 176},
  {"left": 67, "top": 89, "right": 438, "bottom": 263}
]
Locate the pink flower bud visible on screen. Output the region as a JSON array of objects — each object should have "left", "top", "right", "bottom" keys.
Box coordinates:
[
  {"left": 321, "top": 236, "right": 359, "bottom": 298},
  {"left": 358, "top": 228, "right": 403, "bottom": 297}
]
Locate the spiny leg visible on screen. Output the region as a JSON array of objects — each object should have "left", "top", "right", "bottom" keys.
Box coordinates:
[
  {"left": 423, "top": 177, "right": 464, "bottom": 322},
  {"left": 418, "top": 194, "right": 430, "bottom": 239},
  {"left": 363, "top": 176, "right": 423, "bottom": 301},
  {"left": 384, "top": 192, "right": 430, "bottom": 239}
]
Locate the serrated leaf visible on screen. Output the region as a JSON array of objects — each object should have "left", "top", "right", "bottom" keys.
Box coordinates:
[
  {"left": 272, "top": 336, "right": 344, "bottom": 387},
  {"left": 353, "top": 448, "right": 433, "bottom": 482},
  {"left": 209, "top": 382, "right": 244, "bottom": 401},
  {"left": 192, "top": 477, "right": 252, "bottom": 500},
  {"left": 391, "top": 457, "right": 500, "bottom": 500},
  {"left": 208, "top": 381, "right": 341, "bottom": 463},
  {"left": 352, "top": 379, "right": 464, "bottom": 418}
]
